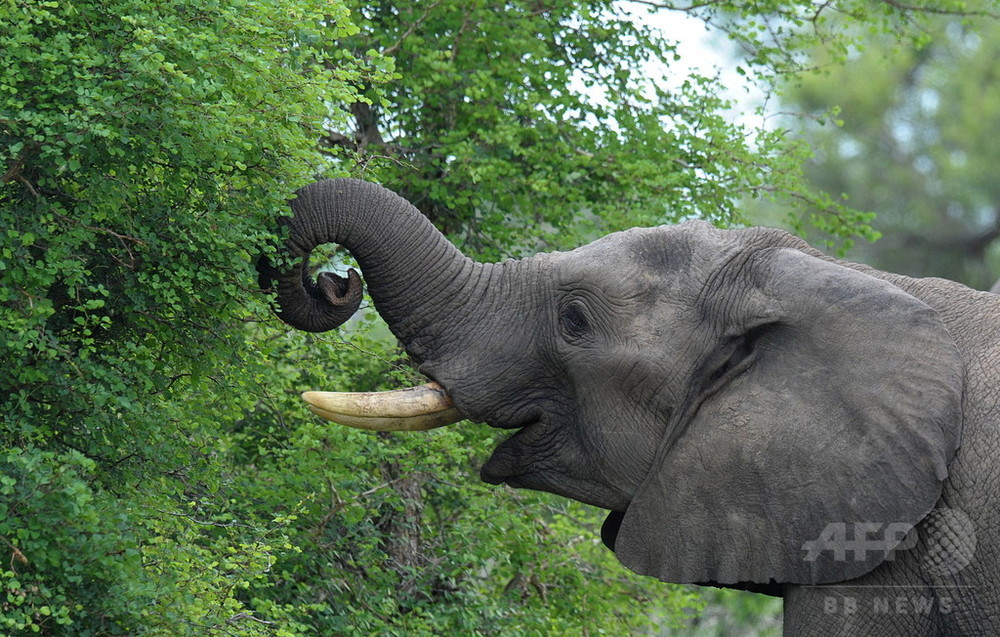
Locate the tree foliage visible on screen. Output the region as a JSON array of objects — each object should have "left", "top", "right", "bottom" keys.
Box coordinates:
[
  {"left": 330, "top": 0, "right": 872, "bottom": 260},
  {"left": 0, "top": 0, "right": 983, "bottom": 634},
  {"left": 757, "top": 7, "right": 1000, "bottom": 287}
]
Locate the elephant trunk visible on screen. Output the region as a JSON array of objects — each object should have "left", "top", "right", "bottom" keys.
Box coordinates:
[{"left": 258, "top": 178, "right": 482, "bottom": 362}]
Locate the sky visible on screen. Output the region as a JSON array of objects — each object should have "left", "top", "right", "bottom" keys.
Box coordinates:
[{"left": 622, "top": 3, "right": 764, "bottom": 122}]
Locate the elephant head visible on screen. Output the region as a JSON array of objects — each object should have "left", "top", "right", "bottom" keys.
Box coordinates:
[{"left": 259, "top": 178, "right": 964, "bottom": 590}]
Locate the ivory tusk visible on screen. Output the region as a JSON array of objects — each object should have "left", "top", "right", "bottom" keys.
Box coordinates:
[{"left": 301, "top": 382, "right": 463, "bottom": 431}]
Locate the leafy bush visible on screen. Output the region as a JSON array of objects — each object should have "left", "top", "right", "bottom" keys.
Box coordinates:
[{"left": 1, "top": 0, "right": 385, "bottom": 632}]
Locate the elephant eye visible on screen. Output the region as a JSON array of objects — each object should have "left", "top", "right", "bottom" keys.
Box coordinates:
[{"left": 559, "top": 301, "right": 590, "bottom": 341}]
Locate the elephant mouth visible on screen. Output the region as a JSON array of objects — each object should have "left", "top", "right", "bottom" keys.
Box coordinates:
[
  {"left": 301, "top": 381, "right": 546, "bottom": 488},
  {"left": 479, "top": 420, "right": 544, "bottom": 486}
]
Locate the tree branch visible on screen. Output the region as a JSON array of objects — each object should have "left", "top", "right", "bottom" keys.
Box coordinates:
[{"left": 383, "top": 0, "right": 444, "bottom": 57}]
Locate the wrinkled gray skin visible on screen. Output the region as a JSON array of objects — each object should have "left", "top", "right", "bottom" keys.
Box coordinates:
[{"left": 260, "top": 179, "right": 1000, "bottom": 635}]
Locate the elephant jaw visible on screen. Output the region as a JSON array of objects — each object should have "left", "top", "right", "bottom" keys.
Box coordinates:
[{"left": 301, "top": 382, "right": 464, "bottom": 431}]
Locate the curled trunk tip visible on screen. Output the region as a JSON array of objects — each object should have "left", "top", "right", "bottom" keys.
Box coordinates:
[{"left": 258, "top": 178, "right": 476, "bottom": 338}]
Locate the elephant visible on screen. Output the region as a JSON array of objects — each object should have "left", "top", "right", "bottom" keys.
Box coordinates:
[{"left": 258, "top": 178, "right": 1000, "bottom": 635}]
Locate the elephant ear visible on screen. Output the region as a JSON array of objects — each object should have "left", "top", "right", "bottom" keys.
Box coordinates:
[{"left": 611, "top": 247, "right": 964, "bottom": 586}]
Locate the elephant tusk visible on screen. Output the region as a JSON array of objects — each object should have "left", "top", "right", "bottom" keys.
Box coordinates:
[{"left": 301, "top": 382, "right": 463, "bottom": 431}]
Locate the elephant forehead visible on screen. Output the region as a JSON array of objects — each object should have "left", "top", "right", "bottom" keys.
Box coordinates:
[
  {"left": 572, "top": 223, "right": 721, "bottom": 266},
  {"left": 554, "top": 223, "right": 725, "bottom": 298}
]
